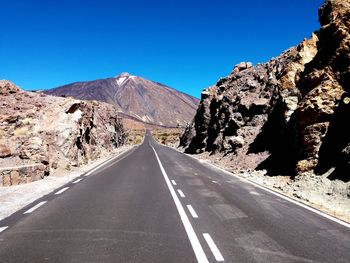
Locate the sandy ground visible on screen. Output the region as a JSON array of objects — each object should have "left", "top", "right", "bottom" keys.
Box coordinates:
[
  {"left": 0, "top": 145, "right": 134, "bottom": 221},
  {"left": 176, "top": 148, "right": 350, "bottom": 223}
]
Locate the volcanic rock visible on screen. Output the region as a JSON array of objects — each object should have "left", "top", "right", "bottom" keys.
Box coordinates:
[
  {"left": 0, "top": 80, "right": 126, "bottom": 186},
  {"left": 0, "top": 145, "right": 11, "bottom": 158},
  {"left": 44, "top": 73, "right": 199, "bottom": 127},
  {"left": 180, "top": 0, "right": 350, "bottom": 181}
]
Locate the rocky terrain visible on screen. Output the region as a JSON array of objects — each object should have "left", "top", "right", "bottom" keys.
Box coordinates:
[
  {"left": 0, "top": 80, "right": 126, "bottom": 186},
  {"left": 180, "top": 0, "right": 350, "bottom": 182},
  {"left": 44, "top": 73, "right": 199, "bottom": 127},
  {"left": 152, "top": 128, "right": 182, "bottom": 147},
  {"left": 179, "top": 0, "right": 350, "bottom": 221}
]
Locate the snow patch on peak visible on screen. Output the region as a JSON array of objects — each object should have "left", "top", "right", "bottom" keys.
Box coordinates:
[
  {"left": 116, "top": 77, "right": 127, "bottom": 86},
  {"left": 119, "top": 72, "right": 130, "bottom": 77},
  {"left": 115, "top": 72, "right": 137, "bottom": 85}
]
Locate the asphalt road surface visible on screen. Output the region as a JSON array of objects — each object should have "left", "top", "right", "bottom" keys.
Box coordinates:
[{"left": 0, "top": 130, "right": 349, "bottom": 263}]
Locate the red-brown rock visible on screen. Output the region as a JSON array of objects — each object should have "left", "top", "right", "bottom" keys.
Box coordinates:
[{"left": 0, "top": 144, "right": 11, "bottom": 158}]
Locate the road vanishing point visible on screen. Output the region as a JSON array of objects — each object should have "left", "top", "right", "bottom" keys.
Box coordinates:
[{"left": 0, "top": 131, "right": 349, "bottom": 262}]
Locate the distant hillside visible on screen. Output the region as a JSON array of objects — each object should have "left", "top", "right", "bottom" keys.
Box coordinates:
[{"left": 44, "top": 73, "right": 199, "bottom": 127}]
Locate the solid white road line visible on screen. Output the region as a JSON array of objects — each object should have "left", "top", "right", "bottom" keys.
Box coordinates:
[
  {"left": 152, "top": 147, "right": 209, "bottom": 263},
  {"left": 187, "top": 205, "right": 199, "bottom": 218},
  {"left": 166, "top": 145, "right": 350, "bottom": 230},
  {"left": 73, "top": 178, "right": 83, "bottom": 184},
  {"left": 209, "top": 163, "right": 350, "bottom": 229},
  {"left": 24, "top": 201, "right": 47, "bottom": 214},
  {"left": 84, "top": 158, "right": 117, "bottom": 176},
  {"left": 84, "top": 149, "right": 135, "bottom": 177},
  {"left": 178, "top": 189, "right": 186, "bottom": 198},
  {"left": 0, "top": 226, "right": 8, "bottom": 233},
  {"left": 54, "top": 187, "right": 69, "bottom": 195},
  {"left": 203, "top": 233, "right": 225, "bottom": 262},
  {"left": 171, "top": 180, "right": 177, "bottom": 186}
]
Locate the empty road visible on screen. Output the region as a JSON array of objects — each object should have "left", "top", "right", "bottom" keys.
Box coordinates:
[{"left": 0, "top": 130, "right": 349, "bottom": 262}]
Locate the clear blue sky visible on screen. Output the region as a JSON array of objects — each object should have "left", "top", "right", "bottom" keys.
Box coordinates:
[{"left": 1, "top": 0, "right": 324, "bottom": 98}]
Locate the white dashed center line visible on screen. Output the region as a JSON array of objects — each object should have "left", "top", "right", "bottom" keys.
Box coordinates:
[
  {"left": 171, "top": 180, "right": 177, "bottom": 186},
  {"left": 24, "top": 201, "right": 47, "bottom": 214},
  {"left": 152, "top": 147, "right": 209, "bottom": 263},
  {"left": 249, "top": 191, "right": 260, "bottom": 196},
  {"left": 187, "top": 205, "right": 198, "bottom": 218},
  {"left": 0, "top": 226, "right": 8, "bottom": 233},
  {"left": 73, "top": 178, "right": 83, "bottom": 184},
  {"left": 54, "top": 187, "right": 69, "bottom": 195},
  {"left": 178, "top": 189, "right": 186, "bottom": 198},
  {"left": 203, "top": 233, "right": 224, "bottom": 262}
]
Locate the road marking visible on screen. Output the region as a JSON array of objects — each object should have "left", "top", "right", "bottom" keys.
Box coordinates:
[
  {"left": 84, "top": 148, "right": 136, "bottom": 177},
  {"left": 24, "top": 201, "right": 47, "bottom": 214},
  {"left": 152, "top": 147, "right": 209, "bottom": 263},
  {"left": 0, "top": 226, "right": 8, "bottom": 233},
  {"left": 165, "top": 144, "right": 350, "bottom": 230},
  {"left": 210, "top": 163, "right": 350, "bottom": 229},
  {"left": 203, "top": 233, "right": 224, "bottom": 262},
  {"left": 178, "top": 189, "right": 186, "bottom": 198},
  {"left": 54, "top": 187, "right": 69, "bottom": 195},
  {"left": 73, "top": 178, "right": 83, "bottom": 184},
  {"left": 171, "top": 180, "right": 177, "bottom": 186},
  {"left": 85, "top": 164, "right": 103, "bottom": 176},
  {"left": 187, "top": 205, "right": 199, "bottom": 218},
  {"left": 249, "top": 191, "right": 260, "bottom": 196}
]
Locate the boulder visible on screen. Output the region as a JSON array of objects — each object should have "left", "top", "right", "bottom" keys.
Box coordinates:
[
  {"left": 234, "top": 62, "right": 253, "bottom": 72},
  {"left": 0, "top": 144, "right": 11, "bottom": 158},
  {"left": 224, "top": 136, "right": 245, "bottom": 150}
]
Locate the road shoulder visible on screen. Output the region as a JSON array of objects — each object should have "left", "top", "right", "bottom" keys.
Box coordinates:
[
  {"left": 0, "top": 145, "right": 135, "bottom": 221},
  {"left": 162, "top": 144, "right": 350, "bottom": 225}
]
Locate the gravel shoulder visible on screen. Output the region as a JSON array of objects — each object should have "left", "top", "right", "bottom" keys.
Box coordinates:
[{"left": 0, "top": 145, "right": 134, "bottom": 221}]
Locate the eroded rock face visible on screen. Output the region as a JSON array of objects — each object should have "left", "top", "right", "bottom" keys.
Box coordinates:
[
  {"left": 0, "top": 80, "right": 126, "bottom": 185},
  {"left": 180, "top": 0, "right": 350, "bottom": 181},
  {"left": 295, "top": 0, "right": 350, "bottom": 180},
  {"left": 180, "top": 36, "right": 318, "bottom": 171}
]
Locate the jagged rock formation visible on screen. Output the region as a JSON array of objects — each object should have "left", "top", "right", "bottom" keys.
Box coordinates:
[
  {"left": 0, "top": 80, "right": 126, "bottom": 186},
  {"left": 180, "top": 0, "right": 350, "bottom": 181},
  {"left": 44, "top": 73, "right": 199, "bottom": 127},
  {"left": 295, "top": 0, "right": 350, "bottom": 180}
]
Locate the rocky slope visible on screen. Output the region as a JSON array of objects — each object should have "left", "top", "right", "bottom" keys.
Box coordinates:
[
  {"left": 0, "top": 80, "right": 126, "bottom": 186},
  {"left": 180, "top": 0, "right": 350, "bottom": 182},
  {"left": 44, "top": 73, "right": 199, "bottom": 127}
]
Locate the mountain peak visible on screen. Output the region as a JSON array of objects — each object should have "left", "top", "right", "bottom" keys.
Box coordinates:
[
  {"left": 45, "top": 74, "right": 199, "bottom": 127},
  {"left": 116, "top": 72, "right": 134, "bottom": 79},
  {"left": 114, "top": 72, "right": 135, "bottom": 86}
]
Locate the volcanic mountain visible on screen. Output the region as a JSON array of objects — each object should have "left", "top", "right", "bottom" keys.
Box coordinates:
[{"left": 44, "top": 73, "right": 199, "bottom": 127}]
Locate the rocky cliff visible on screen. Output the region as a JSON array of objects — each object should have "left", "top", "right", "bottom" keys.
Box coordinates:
[
  {"left": 0, "top": 80, "right": 126, "bottom": 186},
  {"left": 180, "top": 0, "right": 350, "bottom": 181},
  {"left": 44, "top": 73, "right": 199, "bottom": 127}
]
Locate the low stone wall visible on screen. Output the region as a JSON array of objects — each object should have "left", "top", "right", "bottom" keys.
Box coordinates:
[{"left": 0, "top": 164, "right": 47, "bottom": 187}]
